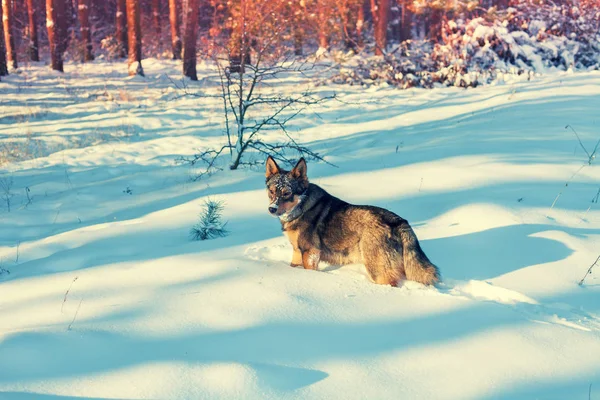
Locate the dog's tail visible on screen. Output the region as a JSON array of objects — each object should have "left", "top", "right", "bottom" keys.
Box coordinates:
[{"left": 397, "top": 221, "right": 440, "bottom": 285}]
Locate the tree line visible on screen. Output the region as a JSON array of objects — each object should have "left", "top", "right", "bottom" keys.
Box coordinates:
[{"left": 0, "top": 0, "right": 553, "bottom": 82}]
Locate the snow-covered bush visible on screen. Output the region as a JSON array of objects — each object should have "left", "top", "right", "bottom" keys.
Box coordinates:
[
  {"left": 329, "top": 0, "right": 600, "bottom": 89},
  {"left": 99, "top": 35, "right": 124, "bottom": 61}
]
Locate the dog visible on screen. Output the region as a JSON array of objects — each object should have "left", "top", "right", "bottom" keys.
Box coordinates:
[{"left": 265, "top": 156, "right": 440, "bottom": 286}]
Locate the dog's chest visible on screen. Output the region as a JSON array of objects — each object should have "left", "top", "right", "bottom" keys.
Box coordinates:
[{"left": 283, "top": 228, "right": 301, "bottom": 250}]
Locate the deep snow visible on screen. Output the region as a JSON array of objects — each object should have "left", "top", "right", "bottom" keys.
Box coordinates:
[{"left": 0, "top": 59, "right": 599, "bottom": 399}]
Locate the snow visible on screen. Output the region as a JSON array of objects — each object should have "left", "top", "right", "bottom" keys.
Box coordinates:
[{"left": 0, "top": 59, "right": 599, "bottom": 399}]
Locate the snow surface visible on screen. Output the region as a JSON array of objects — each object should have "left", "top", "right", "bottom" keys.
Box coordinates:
[{"left": 0, "top": 59, "right": 599, "bottom": 399}]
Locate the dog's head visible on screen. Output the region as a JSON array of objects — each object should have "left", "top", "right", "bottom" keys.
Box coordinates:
[{"left": 265, "top": 156, "right": 309, "bottom": 221}]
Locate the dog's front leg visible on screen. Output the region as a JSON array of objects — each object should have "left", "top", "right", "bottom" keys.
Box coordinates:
[
  {"left": 290, "top": 248, "right": 303, "bottom": 267},
  {"left": 302, "top": 249, "right": 320, "bottom": 270}
]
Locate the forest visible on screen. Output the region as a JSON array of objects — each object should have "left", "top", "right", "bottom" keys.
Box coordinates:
[{"left": 1, "top": 0, "right": 599, "bottom": 88}]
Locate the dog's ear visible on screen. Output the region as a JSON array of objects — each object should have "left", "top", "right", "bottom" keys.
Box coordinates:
[
  {"left": 266, "top": 156, "right": 280, "bottom": 179},
  {"left": 291, "top": 158, "right": 307, "bottom": 180}
]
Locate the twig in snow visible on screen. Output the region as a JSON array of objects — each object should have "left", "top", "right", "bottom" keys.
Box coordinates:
[
  {"left": 0, "top": 257, "right": 9, "bottom": 276},
  {"left": 582, "top": 187, "right": 600, "bottom": 217},
  {"left": 550, "top": 126, "right": 599, "bottom": 211},
  {"left": 62, "top": 276, "right": 79, "bottom": 313},
  {"left": 52, "top": 209, "right": 61, "bottom": 224},
  {"left": 579, "top": 254, "right": 600, "bottom": 286},
  {"left": 592, "top": 188, "right": 600, "bottom": 204},
  {"left": 0, "top": 175, "right": 14, "bottom": 212},
  {"left": 67, "top": 298, "right": 83, "bottom": 331},
  {"left": 566, "top": 125, "right": 600, "bottom": 165},
  {"left": 549, "top": 164, "right": 586, "bottom": 210},
  {"left": 24, "top": 186, "right": 32, "bottom": 208},
  {"left": 64, "top": 168, "right": 73, "bottom": 190}
]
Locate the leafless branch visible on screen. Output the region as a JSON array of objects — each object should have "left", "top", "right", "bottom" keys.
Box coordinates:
[
  {"left": 579, "top": 254, "right": 600, "bottom": 286},
  {"left": 566, "top": 125, "right": 599, "bottom": 165},
  {"left": 61, "top": 276, "right": 79, "bottom": 313},
  {"left": 248, "top": 140, "right": 335, "bottom": 167},
  {"left": 167, "top": 75, "right": 220, "bottom": 101},
  {"left": 177, "top": 145, "right": 231, "bottom": 181},
  {"left": 550, "top": 126, "right": 599, "bottom": 211}
]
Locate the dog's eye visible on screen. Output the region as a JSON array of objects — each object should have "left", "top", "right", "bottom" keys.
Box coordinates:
[{"left": 281, "top": 192, "right": 292, "bottom": 200}]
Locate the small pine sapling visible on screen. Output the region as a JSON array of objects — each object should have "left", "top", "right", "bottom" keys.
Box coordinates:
[{"left": 190, "top": 199, "right": 229, "bottom": 241}]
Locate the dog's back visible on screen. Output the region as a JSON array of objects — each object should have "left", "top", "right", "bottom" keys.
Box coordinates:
[{"left": 295, "top": 183, "right": 440, "bottom": 286}]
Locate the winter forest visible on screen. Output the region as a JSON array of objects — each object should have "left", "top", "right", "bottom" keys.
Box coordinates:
[
  {"left": 0, "top": 0, "right": 599, "bottom": 85},
  {"left": 1, "top": 0, "right": 600, "bottom": 399}
]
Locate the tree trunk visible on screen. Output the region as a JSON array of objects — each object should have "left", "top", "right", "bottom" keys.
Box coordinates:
[
  {"left": 168, "top": 0, "right": 181, "bottom": 59},
  {"left": 227, "top": 0, "right": 250, "bottom": 74},
  {"left": 373, "top": 0, "right": 389, "bottom": 55},
  {"left": 293, "top": 24, "right": 303, "bottom": 56},
  {"left": 2, "top": 0, "right": 17, "bottom": 69},
  {"left": 429, "top": 9, "right": 442, "bottom": 42},
  {"left": 58, "top": 0, "right": 70, "bottom": 55},
  {"left": 46, "top": 0, "right": 65, "bottom": 71},
  {"left": 126, "top": 0, "right": 143, "bottom": 76},
  {"left": 78, "top": 0, "right": 93, "bottom": 61},
  {"left": 317, "top": 2, "right": 329, "bottom": 50},
  {"left": 342, "top": 0, "right": 359, "bottom": 52},
  {"left": 116, "top": 0, "right": 127, "bottom": 58},
  {"left": 26, "top": 0, "right": 40, "bottom": 61},
  {"left": 182, "top": 0, "right": 198, "bottom": 80},
  {"left": 399, "top": 0, "right": 411, "bottom": 42},
  {"left": 0, "top": 0, "right": 7, "bottom": 75},
  {"left": 152, "top": 0, "right": 161, "bottom": 40},
  {"left": 356, "top": 0, "right": 365, "bottom": 47}
]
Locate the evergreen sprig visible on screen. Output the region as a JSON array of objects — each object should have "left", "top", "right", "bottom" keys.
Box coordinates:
[{"left": 190, "top": 199, "right": 229, "bottom": 241}]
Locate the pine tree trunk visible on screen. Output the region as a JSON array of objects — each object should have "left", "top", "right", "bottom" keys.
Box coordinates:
[
  {"left": 227, "top": 0, "right": 250, "bottom": 74},
  {"left": 399, "top": 0, "right": 411, "bottom": 42},
  {"left": 356, "top": 0, "right": 365, "bottom": 47},
  {"left": 46, "top": 0, "right": 64, "bottom": 71},
  {"left": 429, "top": 9, "right": 442, "bottom": 42},
  {"left": 116, "top": 0, "right": 127, "bottom": 58},
  {"left": 168, "top": 0, "right": 181, "bottom": 59},
  {"left": 26, "top": 0, "right": 40, "bottom": 61},
  {"left": 317, "top": 2, "right": 329, "bottom": 50},
  {"left": 0, "top": 0, "right": 7, "bottom": 75},
  {"left": 78, "top": 0, "right": 93, "bottom": 61},
  {"left": 373, "top": 0, "right": 389, "bottom": 55},
  {"left": 126, "top": 0, "right": 143, "bottom": 76},
  {"left": 2, "top": 0, "right": 18, "bottom": 69},
  {"left": 152, "top": 0, "right": 161, "bottom": 41},
  {"left": 342, "top": 0, "right": 358, "bottom": 52},
  {"left": 58, "top": 0, "right": 70, "bottom": 55},
  {"left": 293, "top": 24, "right": 303, "bottom": 56},
  {"left": 182, "top": 0, "right": 198, "bottom": 80}
]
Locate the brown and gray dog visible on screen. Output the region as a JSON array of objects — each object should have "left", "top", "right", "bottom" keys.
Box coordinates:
[{"left": 265, "top": 156, "right": 440, "bottom": 286}]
